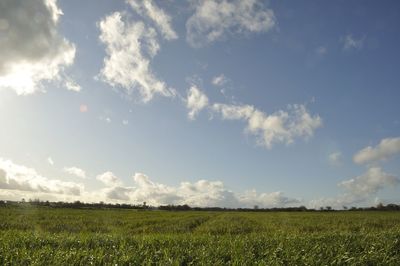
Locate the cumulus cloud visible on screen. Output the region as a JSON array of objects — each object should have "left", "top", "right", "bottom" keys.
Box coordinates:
[
  {"left": 310, "top": 167, "right": 399, "bottom": 209},
  {"left": 0, "top": 158, "right": 83, "bottom": 195},
  {"left": 127, "top": 0, "right": 178, "bottom": 40},
  {"left": 96, "top": 171, "right": 134, "bottom": 201},
  {"left": 342, "top": 34, "right": 364, "bottom": 50},
  {"left": 240, "top": 190, "right": 300, "bottom": 208},
  {"left": 316, "top": 137, "right": 400, "bottom": 207},
  {"left": 92, "top": 172, "right": 300, "bottom": 208},
  {"left": 96, "top": 171, "right": 122, "bottom": 187},
  {"left": 177, "top": 179, "right": 239, "bottom": 207},
  {"left": 0, "top": 0, "right": 76, "bottom": 95},
  {"left": 0, "top": 159, "right": 301, "bottom": 208},
  {"left": 129, "top": 173, "right": 181, "bottom": 205},
  {"left": 186, "top": 85, "right": 209, "bottom": 120},
  {"left": 212, "top": 74, "right": 228, "bottom": 86},
  {"left": 186, "top": 0, "right": 276, "bottom": 47},
  {"left": 338, "top": 167, "right": 399, "bottom": 197},
  {"left": 98, "top": 12, "right": 175, "bottom": 102},
  {"left": 63, "top": 166, "right": 86, "bottom": 179},
  {"left": 353, "top": 137, "right": 400, "bottom": 165},
  {"left": 127, "top": 174, "right": 300, "bottom": 208},
  {"left": 212, "top": 103, "right": 322, "bottom": 148},
  {"left": 104, "top": 186, "right": 134, "bottom": 201}
]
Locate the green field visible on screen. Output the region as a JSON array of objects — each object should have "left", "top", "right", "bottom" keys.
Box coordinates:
[{"left": 0, "top": 207, "right": 399, "bottom": 265}]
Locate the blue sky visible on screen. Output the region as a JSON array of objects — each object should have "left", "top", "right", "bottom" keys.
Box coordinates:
[{"left": 0, "top": 0, "right": 399, "bottom": 208}]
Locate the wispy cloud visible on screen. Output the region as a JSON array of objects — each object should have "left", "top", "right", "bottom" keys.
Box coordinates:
[
  {"left": 342, "top": 34, "right": 364, "bottom": 50},
  {"left": 127, "top": 0, "right": 178, "bottom": 40},
  {"left": 98, "top": 12, "right": 175, "bottom": 102},
  {"left": 186, "top": 85, "right": 209, "bottom": 120},
  {"left": 212, "top": 74, "right": 229, "bottom": 86},
  {"left": 315, "top": 46, "right": 327, "bottom": 56},
  {"left": 64, "top": 78, "right": 81, "bottom": 92},
  {"left": 186, "top": 0, "right": 276, "bottom": 47},
  {"left": 47, "top": 157, "right": 54, "bottom": 166},
  {"left": 329, "top": 152, "right": 342, "bottom": 166}
]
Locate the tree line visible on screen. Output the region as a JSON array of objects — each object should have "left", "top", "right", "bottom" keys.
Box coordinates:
[{"left": 0, "top": 199, "right": 399, "bottom": 211}]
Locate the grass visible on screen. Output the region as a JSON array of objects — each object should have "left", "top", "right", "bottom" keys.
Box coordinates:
[{"left": 0, "top": 206, "right": 399, "bottom": 265}]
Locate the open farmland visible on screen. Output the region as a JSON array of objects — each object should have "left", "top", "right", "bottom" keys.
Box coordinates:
[{"left": 0, "top": 206, "right": 399, "bottom": 265}]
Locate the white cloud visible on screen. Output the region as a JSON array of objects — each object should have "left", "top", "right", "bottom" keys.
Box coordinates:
[
  {"left": 128, "top": 173, "right": 299, "bottom": 208},
  {"left": 186, "top": 85, "right": 209, "bottom": 120},
  {"left": 310, "top": 167, "right": 400, "bottom": 209},
  {"left": 353, "top": 137, "right": 400, "bottom": 165},
  {"left": 0, "top": 161, "right": 300, "bottom": 208},
  {"left": 310, "top": 138, "right": 400, "bottom": 208},
  {"left": 212, "top": 103, "right": 322, "bottom": 148},
  {"left": 93, "top": 172, "right": 299, "bottom": 207},
  {"left": 329, "top": 152, "right": 342, "bottom": 166},
  {"left": 96, "top": 171, "right": 133, "bottom": 201},
  {"left": 342, "top": 34, "right": 364, "bottom": 50},
  {"left": 122, "top": 120, "right": 129, "bottom": 125},
  {"left": 104, "top": 186, "right": 134, "bottom": 201},
  {"left": 177, "top": 179, "right": 239, "bottom": 208},
  {"left": 64, "top": 78, "right": 81, "bottom": 92},
  {"left": 338, "top": 167, "right": 399, "bottom": 197},
  {"left": 129, "top": 173, "right": 181, "bottom": 205},
  {"left": 212, "top": 74, "right": 228, "bottom": 86},
  {"left": 98, "top": 12, "right": 175, "bottom": 102},
  {"left": 0, "top": 0, "right": 76, "bottom": 95},
  {"left": 239, "top": 190, "right": 300, "bottom": 208},
  {"left": 127, "top": 0, "right": 178, "bottom": 41},
  {"left": 47, "top": 157, "right": 54, "bottom": 166},
  {"left": 186, "top": 0, "right": 276, "bottom": 47},
  {"left": 96, "top": 171, "right": 122, "bottom": 187},
  {"left": 0, "top": 158, "right": 83, "bottom": 195},
  {"left": 63, "top": 166, "right": 86, "bottom": 179}
]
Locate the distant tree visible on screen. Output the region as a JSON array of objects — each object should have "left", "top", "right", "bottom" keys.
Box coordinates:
[{"left": 298, "top": 206, "right": 307, "bottom": 211}]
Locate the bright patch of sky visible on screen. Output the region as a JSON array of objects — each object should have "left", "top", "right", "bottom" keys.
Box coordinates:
[{"left": 0, "top": 0, "right": 400, "bottom": 208}]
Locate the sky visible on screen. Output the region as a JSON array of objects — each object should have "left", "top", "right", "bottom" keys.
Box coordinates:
[{"left": 0, "top": 0, "right": 400, "bottom": 209}]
